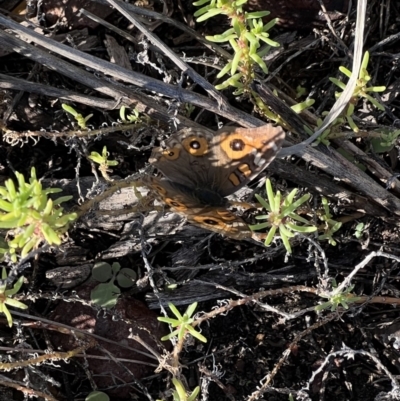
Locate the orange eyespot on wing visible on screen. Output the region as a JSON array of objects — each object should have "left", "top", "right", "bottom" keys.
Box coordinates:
[
  {"left": 151, "top": 183, "right": 168, "bottom": 196},
  {"left": 219, "top": 133, "right": 253, "bottom": 160},
  {"left": 218, "top": 125, "right": 285, "bottom": 161},
  {"left": 164, "top": 197, "right": 189, "bottom": 212},
  {"left": 192, "top": 216, "right": 222, "bottom": 226},
  {"left": 160, "top": 146, "right": 181, "bottom": 161},
  {"left": 190, "top": 209, "right": 252, "bottom": 239},
  {"left": 215, "top": 209, "right": 238, "bottom": 221},
  {"left": 182, "top": 136, "right": 209, "bottom": 156},
  {"left": 145, "top": 178, "right": 193, "bottom": 212}
]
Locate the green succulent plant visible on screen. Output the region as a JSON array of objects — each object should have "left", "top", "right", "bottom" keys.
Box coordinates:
[
  {"left": 0, "top": 168, "right": 77, "bottom": 261},
  {"left": 90, "top": 261, "right": 137, "bottom": 308},
  {"left": 158, "top": 302, "right": 207, "bottom": 343},
  {"left": 0, "top": 267, "right": 28, "bottom": 327},
  {"left": 250, "top": 179, "right": 317, "bottom": 253}
]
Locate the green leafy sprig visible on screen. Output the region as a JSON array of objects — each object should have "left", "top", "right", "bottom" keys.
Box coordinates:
[
  {"left": 0, "top": 267, "right": 28, "bottom": 327},
  {"left": 0, "top": 168, "right": 77, "bottom": 261},
  {"left": 194, "top": 0, "right": 279, "bottom": 94},
  {"left": 158, "top": 302, "right": 207, "bottom": 343},
  {"left": 316, "top": 279, "right": 361, "bottom": 312},
  {"left": 62, "top": 104, "right": 93, "bottom": 130},
  {"left": 330, "top": 51, "right": 386, "bottom": 132},
  {"left": 250, "top": 179, "right": 317, "bottom": 253},
  {"left": 88, "top": 146, "right": 118, "bottom": 181}
]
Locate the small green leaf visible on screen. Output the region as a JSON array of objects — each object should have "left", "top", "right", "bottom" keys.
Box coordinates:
[
  {"left": 368, "top": 85, "right": 386, "bottom": 93},
  {"left": 282, "top": 194, "right": 311, "bottom": 217},
  {"left": 188, "top": 386, "right": 201, "bottom": 401},
  {"left": 266, "top": 180, "right": 276, "bottom": 211},
  {"left": 172, "top": 378, "right": 187, "bottom": 400},
  {"left": 289, "top": 213, "right": 313, "bottom": 225},
  {"left": 0, "top": 268, "right": 7, "bottom": 286},
  {"left": 168, "top": 302, "right": 183, "bottom": 320},
  {"left": 193, "top": 0, "right": 211, "bottom": 6},
  {"left": 286, "top": 223, "right": 317, "bottom": 233},
  {"left": 261, "top": 18, "right": 278, "bottom": 32},
  {"left": 257, "top": 35, "right": 280, "bottom": 47},
  {"left": 245, "top": 11, "right": 270, "bottom": 18},
  {"left": 264, "top": 226, "right": 277, "bottom": 246},
  {"left": 187, "top": 325, "right": 207, "bottom": 343},
  {"left": 0, "top": 199, "right": 13, "bottom": 212},
  {"left": 196, "top": 7, "right": 223, "bottom": 22},
  {"left": 5, "top": 179, "right": 17, "bottom": 200},
  {"left": 21, "top": 238, "right": 37, "bottom": 259},
  {"left": 291, "top": 98, "right": 315, "bottom": 113},
  {"left": 111, "top": 262, "right": 121, "bottom": 275},
  {"left": 230, "top": 49, "right": 242, "bottom": 75},
  {"left": 6, "top": 275, "right": 25, "bottom": 296},
  {"left": 279, "top": 224, "right": 295, "bottom": 238},
  {"left": 160, "top": 329, "right": 180, "bottom": 341},
  {"left": 254, "top": 199, "right": 270, "bottom": 214},
  {"left": 42, "top": 224, "right": 62, "bottom": 245},
  {"left": 207, "top": 28, "right": 236, "bottom": 43},
  {"left": 280, "top": 230, "right": 292, "bottom": 253},
  {"left": 186, "top": 302, "right": 198, "bottom": 318},
  {"left": 329, "top": 77, "right": 346, "bottom": 90},
  {"left": 216, "top": 62, "right": 233, "bottom": 79},
  {"left": 91, "top": 282, "right": 120, "bottom": 309},
  {"left": 361, "top": 51, "right": 369, "bottom": 71},
  {"left": 364, "top": 94, "right": 385, "bottom": 111},
  {"left": 193, "top": 3, "right": 214, "bottom": 17},
  {"left": 338, "top": 66, "right": 352, "bottom": 78},
  {"left": 2, "top": 304, "right": 13, "bottom": 327},
  {"left": 116, "top": 268, "right": 137, "bottom": 288},
  {"left": 249, "top": 222, "right": 271, "bottom": 230},
  {"left": 86, "top": 391, "right": 110, "bottom": 401},
  {"left": 5, "top": 298, "right": 28, "bottom": 310},
  {"left": 62, "top": 103, "right": 78, "bottom": 116},
  {"left": 51, "top": 195, "right": 72, "bottom": 206},
  {"left": 250, "top": 53, "right": 268, "bottom": 74},
  {"left": 88, "top": 152, "right": 103, "bottom": 164},
  {"left": 106, "top": 160, "right": 118, "bottom": 167},
  {"left": 43, "top": 198, "right": 53, "bottom": 216},
  {"left": 92, "top": 262, "right": 113, "bottom": 282}
]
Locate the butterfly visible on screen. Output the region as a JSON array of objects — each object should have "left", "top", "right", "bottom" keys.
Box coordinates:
[{"left": 144, "top": 125, "right": 285, "bottom": 239}]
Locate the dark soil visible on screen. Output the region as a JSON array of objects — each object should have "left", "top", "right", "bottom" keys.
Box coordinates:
[{"left": 1, "top": 1, "right": 400, "bottom": 401}]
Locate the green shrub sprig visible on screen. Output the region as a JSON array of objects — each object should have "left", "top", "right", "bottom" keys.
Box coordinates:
[
  {"left": 194, "top": 0, "right": 279, "bottom": 94},
  {"left": 316, "top": 279, "right": 361, "bottom": 312},
  {"left": 250, "top": 179, "right": 317, "bottom": 253},
  {"left": 0, "top": 168, "right": 77, "bottom": 261},
  {"left": 158, "top": 302, "right": 207, "bottom": 343},
  {"left": 88, "top": 146, "right": 118, "bottom": 181},
  {"left": 329, "top": 51, "right": 386, "bottom": 133},
  {"left": 0, "top": 267, "right": 28, "bottom": 327},
  {"left": 62, "top": 104, "right": 93, "bottom": 130}
]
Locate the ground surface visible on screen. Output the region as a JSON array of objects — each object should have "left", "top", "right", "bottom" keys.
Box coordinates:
[{"left": 1, "top": 1, "right": 400, "bottom": 400}]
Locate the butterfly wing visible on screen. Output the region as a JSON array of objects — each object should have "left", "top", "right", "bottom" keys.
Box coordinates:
[
  {"left": 211, "top": 125, "right": 285, "bottom": 196},
  {"left": 149, "top": 125, "right": 285, "bottom": 197},
  {"left": 186, "top": 207, "right": 252, "bottom": 240},
  {"left": 148, "top": 128, "right": 215, "bottom": 190},
  {"left": 145, "top": 176, "right": 252, "bottom": 239}
]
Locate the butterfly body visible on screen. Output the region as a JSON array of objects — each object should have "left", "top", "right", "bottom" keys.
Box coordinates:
[{"left": 145, "top": 125, "right": 285, "bottom": 239}]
